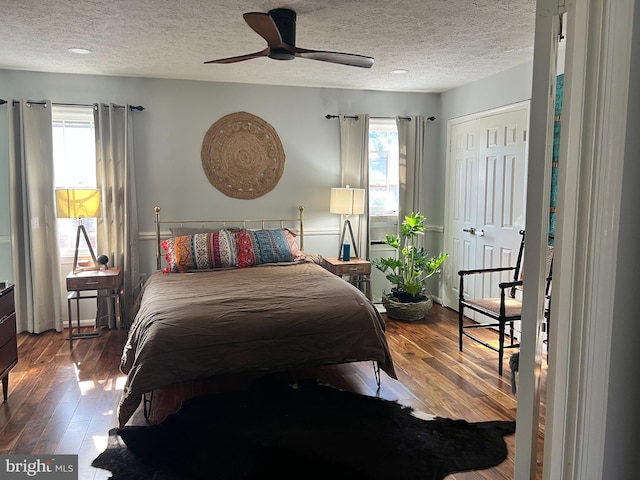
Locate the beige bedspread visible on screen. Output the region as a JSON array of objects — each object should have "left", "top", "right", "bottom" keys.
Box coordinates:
[{"left": 117, "top": 261, "right": 396, "bottom": 427}]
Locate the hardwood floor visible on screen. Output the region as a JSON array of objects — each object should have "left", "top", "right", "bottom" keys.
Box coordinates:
[{"left": 0, "top": 304, "right": 545, "bottom": 479}]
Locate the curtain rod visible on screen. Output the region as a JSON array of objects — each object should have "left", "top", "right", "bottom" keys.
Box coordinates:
[
  {"left": 325, "top": 114, "right": 436, "bottom": 121},
  {"left": 0, "top": 99, "right": 144, "bottom": 111}
]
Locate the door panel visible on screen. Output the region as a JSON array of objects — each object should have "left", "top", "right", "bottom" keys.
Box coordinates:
[
  {"left": 444, "top": 104, "right": 529, "bottom": 309},
  {"left": 475, "top": 108, "right": 528, "bottom": 300},
  {"left": 445, "top": 121, "right": 479, "bottom": 308}
]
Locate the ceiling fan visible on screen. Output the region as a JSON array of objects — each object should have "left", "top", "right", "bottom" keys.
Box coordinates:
[{"left": 204, "top": 8, "right": 374, "bottom": 69}]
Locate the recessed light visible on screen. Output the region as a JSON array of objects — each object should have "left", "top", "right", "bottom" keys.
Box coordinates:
[
  {"left": 68, "top": 48, "right": 92, "bottom": 55},
  {"left": 390, "top": 69, "right": 408, "bottom": 74}
]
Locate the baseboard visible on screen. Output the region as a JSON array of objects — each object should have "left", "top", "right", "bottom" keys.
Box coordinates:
[{"left": 64, "top": 319, "right": 98, "bottom": 328}]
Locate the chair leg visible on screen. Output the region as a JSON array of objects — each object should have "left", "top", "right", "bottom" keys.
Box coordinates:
[
  {"left": 509, "top": 320, "right": 515, "bottom": 346},
  {"left": 546, "top": 312, "right": 551, "bottom": 342},
  {"left": 458, "top": 306, "right": 464, "bottom": 351},
  {"left": 498, "top": 321, "right": 505, "bottom": 376}
]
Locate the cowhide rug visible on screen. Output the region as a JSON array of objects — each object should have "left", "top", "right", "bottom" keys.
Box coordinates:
[{"left": 93, "top": 378, "right": 515, "bottom": 480}]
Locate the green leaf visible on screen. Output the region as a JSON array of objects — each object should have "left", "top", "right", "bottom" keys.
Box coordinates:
[{"left": 373, "top": 212, "right": 448, "bottom": 300}]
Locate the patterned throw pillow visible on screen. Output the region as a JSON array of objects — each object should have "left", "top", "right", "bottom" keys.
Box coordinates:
[
  {"left": 160, "top": 230, "right": 238, "bottom": 273},
  {"left": 236, "top": 229, "right": 304, "bottom": 268}
]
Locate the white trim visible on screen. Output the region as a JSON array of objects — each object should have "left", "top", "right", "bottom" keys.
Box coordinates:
[
  {"left": 545, "top": 0, "right": 634, "bottom": 478},
  {"left": 544, "top": 4, "right": 588, "bottom": 477},
  {"left": 447, "top": 100, "right": 531, "bottom": 126},
  {"left": 138, "top": 227, "right": 351, "bottom": 242},
  {"left": 424, "top": 225, "right": 443, "bottom": 233},
  {"left": 514, "top": 4, "right": 559, "bottom": 478},
  {"left": 137, "top": 226, "right": 445, "bottom": 242}
]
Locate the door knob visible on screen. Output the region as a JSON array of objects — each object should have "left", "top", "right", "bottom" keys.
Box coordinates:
[{"left": 463, "top": 227, "right": 476, "bottom": 235}]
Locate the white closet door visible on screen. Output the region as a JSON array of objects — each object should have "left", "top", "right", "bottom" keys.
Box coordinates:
[{"left": 444, "top": 103, "right": 529, "bottom": 311}]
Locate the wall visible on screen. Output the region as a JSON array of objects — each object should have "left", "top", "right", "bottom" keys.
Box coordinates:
[
  {"left": 0, "top": 69, "right": 439, "bottom": 279},
  {"left": 0, "top": 63, "right": 534, "bottom": 305},
  {"left": 440, "top": 60, "right": 534, "bottom": 125}
]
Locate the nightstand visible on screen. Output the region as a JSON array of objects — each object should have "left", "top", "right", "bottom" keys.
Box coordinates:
[
  {"left": 66, "top": 267, "right": 123, "bottom": 348},
  {"left": 321, "top": 256, "right": 372, "bottom": 300}
]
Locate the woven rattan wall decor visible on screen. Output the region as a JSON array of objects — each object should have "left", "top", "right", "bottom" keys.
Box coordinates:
[{"left": 201, "top": 111, "right": 285, "bottom": 199}]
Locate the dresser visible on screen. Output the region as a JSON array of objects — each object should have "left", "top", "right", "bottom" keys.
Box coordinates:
[{"left": 0, "top": 284, "right": 17, "bottom": 403}]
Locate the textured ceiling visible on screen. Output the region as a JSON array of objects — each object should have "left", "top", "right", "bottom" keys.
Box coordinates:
[{"left": 0, "top": 0, "right": 536, "bottom": 93}]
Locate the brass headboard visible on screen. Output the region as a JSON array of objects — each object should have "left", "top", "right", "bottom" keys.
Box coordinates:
[{"left": 154, "top": 205, "right": 305, "bottom": 271}]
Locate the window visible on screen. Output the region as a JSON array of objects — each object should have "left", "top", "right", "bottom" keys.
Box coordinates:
[
  {"left": 368, "top": 119, "right": 399, "bottom": 217},
  {"left": 52, "top": 106, "right": 98, "bottom": 257},
  {"left": 369, "top": 119, "right": 399, "bottom": 240}
]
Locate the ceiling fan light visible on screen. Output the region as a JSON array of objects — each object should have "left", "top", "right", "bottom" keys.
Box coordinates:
[
  {"left": 269, "top": 49, "right": 295, "bottom": 61},
  {"left": 68, "top": 47, "right": 92, "bottom": 55}
]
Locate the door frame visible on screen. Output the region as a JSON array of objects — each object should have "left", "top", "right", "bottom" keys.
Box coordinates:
[{"left": 531, "top": 0, "right": 636, "bottom": 478}]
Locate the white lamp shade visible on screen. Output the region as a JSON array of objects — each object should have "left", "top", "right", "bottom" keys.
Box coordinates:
[
  {"left": 55, "top": 188, "right": 101, "bottom": 219},
  {"left": 330, "top": 187, "right": 365, "bottom": 215}
]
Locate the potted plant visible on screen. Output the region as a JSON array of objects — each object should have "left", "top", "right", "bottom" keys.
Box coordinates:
[{"left": 373, "top": 212, "right": 448, "bottom": 321}]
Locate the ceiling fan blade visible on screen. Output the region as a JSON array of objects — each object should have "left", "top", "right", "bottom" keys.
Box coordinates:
[
  {"left": 243, "top": 12, "right": 284, "bottom": 48},
  {"left": 206, "top": 9, "right": 373, "bottom": 69},
  {"left": 293, "top": 47, "right": 374, "bottom": 68},
  {"left": 204, "top": 48, "right": 270, "bottom": 64}
]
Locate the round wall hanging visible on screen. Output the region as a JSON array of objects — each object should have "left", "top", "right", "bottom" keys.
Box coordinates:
[{"left": 201, "top": 111, "right": 285, "bottom": 199}]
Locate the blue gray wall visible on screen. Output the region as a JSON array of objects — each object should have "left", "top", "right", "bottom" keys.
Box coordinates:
[
  {"left": 0, "top": 61, "right": 536, "bottom": 291},
  {"left": 0, "top": 70, "right": 439, "bottom": 277}
]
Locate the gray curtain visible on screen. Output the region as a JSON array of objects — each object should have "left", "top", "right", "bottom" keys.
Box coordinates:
[
  {"left": 8, "top": 99, "right": 63, "bottom": 333},
  {"left": 339, "top": 114, "right": 370, "bottom": 260},
  {"left": 95, "top": 104, "right": 140, "bottom": 328},
  {"left": 396, "top": 115, "right": 426, "bottom": 247}
]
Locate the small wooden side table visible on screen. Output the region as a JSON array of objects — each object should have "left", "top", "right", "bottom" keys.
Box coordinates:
[
  {"left": 321, "top": 257, "right": 372, "bottom": 300},
  {"left": 66, "top": 267, "right": 123, "bottom": 348}
]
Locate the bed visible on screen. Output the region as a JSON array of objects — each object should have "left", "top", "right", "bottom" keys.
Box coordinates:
[{"left": 117, "top": 206, "right": 396, "bottom": 427}]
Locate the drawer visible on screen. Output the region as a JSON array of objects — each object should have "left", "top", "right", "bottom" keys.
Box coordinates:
[
  {"left": 66, "top": 272, "right": 121, "bottom": 291},
  {"left": 0, "top": 334, "right": 17, "bottom": 377},
  {"left": 0, "top": 288, "right": 15, "bottom": 318},
  {"left": 322, "top": 260, "right": 371, "bottom": 276},
  {"left": 333, "top": 264, "right": 371, "bottom": 275},
  {"left": 0, "top": 312, "right": 16, "bottom": 347}
]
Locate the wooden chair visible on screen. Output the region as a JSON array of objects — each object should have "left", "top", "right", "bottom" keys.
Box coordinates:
[{"left": 457, "top": 230, "right": 553, "bottom": 376}]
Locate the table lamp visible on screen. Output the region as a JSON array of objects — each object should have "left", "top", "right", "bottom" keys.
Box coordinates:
[
  {"left": 55, "top": 188, "right": 101, "bottom": 273},
  {"left": 330, "top": 185, "right": 365, "bottom": 260}
]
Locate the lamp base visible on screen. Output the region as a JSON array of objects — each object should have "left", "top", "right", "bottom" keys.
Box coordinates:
[
  {"left": 338, "top": 218, "right": 359, "bottom": 260},
  {"left": 73, "top": 223, "right": 99, "bottom": 274}
]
